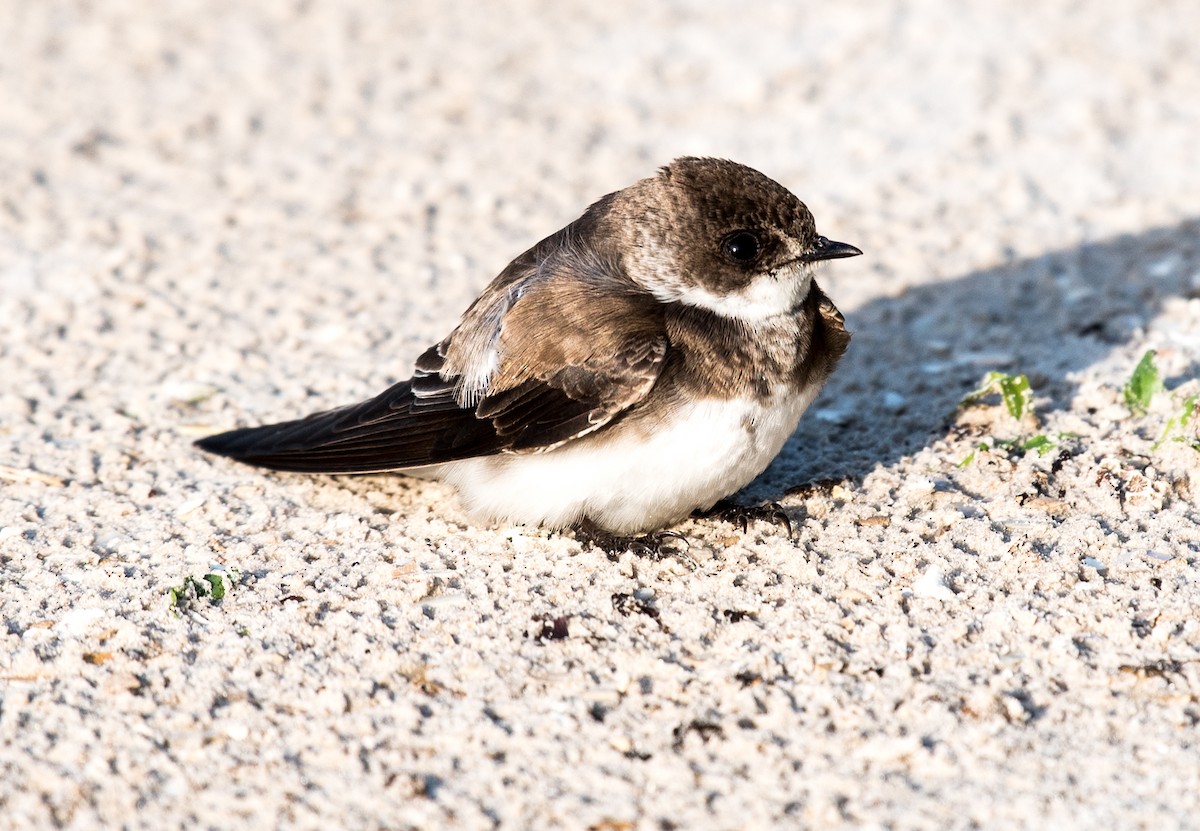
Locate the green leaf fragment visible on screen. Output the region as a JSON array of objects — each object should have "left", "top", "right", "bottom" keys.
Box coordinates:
[
  {"left": 204, "top": 573, "right": 226, "bottom": 601},
  {"left": 1123, "top": 350, "right": 1162, "bottom": 415},
  {"left": 1020, "top": 434, "right": 1056, "bottom": 456},
  {"left": 961, "top": 372, "right": 1005, "bottom": 407},
  {"left": 998, "top": 374, "right": 1032, "bottom": 421},
  {"left": 961, "top": 372, "right": 1033, "bottom": 421},
  {"left": 167, "top": 571, "right": 233, "bottom": 613},
  {"left": 1154, "top": 393, "right": 1199, "bottom": 450}
]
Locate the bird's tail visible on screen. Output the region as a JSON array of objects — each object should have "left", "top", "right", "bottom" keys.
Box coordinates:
[{"left": 194, "top": 379, "right": 491, "bottom": 474}]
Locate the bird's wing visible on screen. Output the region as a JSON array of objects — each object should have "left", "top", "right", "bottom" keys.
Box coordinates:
[
  {"left": 195, "top": 231, "right": 668, "bottom": 474},
  {"left": 194, "top": 373, "right": 476, "bottom": 474}
]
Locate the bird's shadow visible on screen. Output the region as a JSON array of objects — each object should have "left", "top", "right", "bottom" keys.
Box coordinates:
[{"left": 750, "top": 217, "right": 1200, "bottom": 498}]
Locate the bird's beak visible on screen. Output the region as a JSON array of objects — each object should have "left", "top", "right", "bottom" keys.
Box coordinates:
[{"left": 802, "top": 236, "right": 863, "bottom": 262}]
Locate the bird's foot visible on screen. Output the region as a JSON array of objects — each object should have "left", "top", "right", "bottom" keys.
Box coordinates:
[
  {"left": 573, "top": 521, "right": 696, "bottom": 568},
  {"left": 696, "top": 499, "right": 793, "bottom": 538}
]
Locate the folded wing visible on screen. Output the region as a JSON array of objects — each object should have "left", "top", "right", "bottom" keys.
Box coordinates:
[{"left": 196, "top": 230, "right": 668, "bottom": 474}]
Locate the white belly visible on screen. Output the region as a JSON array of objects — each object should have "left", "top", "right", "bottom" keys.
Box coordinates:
[{"left": 437, "top": 385, "right": 821, "bottom": 534}]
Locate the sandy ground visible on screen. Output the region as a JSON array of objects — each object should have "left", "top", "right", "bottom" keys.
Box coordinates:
[{"left": 3, "top": 1, "right": 1200, "bottom": 828}]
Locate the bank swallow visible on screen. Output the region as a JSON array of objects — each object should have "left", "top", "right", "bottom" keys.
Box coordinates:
[{"left": 197, "top": 157, "right": 861, "bottom": 535}]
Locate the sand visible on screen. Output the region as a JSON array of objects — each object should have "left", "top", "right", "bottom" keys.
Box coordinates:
[{"left": 2, "top": 1, "right": 1199, "bottom": 828}]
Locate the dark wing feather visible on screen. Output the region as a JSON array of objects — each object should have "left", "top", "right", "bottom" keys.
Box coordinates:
[
  {"left": 196, "top": 332, "right": 665, "bottom": 473},
  {"left": 193, "top": 357, "right": 487, "bottom": 473},
  {"left": 197, "top": 243, "right": 669, "bottom": 475},
  {"left": 474, "top": 333, "right": 667, "bottom": 452}
]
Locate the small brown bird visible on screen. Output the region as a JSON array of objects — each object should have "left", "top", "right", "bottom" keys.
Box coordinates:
[{"left": 197, "top": 158, "right": 860, "bottom": 535}]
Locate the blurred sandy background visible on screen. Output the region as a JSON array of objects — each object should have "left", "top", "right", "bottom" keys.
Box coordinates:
[{"left": 2, "top": 2, "right": 1199, "bottom": 828}]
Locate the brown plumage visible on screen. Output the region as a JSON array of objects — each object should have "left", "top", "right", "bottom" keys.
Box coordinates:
[{"left": 196, "top": 157, "right": 861, "bottom": 532}]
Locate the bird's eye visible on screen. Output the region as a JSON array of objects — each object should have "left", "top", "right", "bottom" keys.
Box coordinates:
[{"left": 722, "top": 231, "right": 761, "bottom": 264}]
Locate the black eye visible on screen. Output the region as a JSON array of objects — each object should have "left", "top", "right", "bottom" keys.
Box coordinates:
[{"left": 722, "top": 231, "right": 761, "bottom": 264}]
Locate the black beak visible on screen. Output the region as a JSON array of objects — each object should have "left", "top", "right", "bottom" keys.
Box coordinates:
[{"left": 802, "top": 236, "right": 863, "bottom": 262}]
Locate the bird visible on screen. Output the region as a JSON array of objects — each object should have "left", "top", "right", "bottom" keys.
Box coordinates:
[{"left": 196, "top": 157, "right": 860, "bottom": 540}]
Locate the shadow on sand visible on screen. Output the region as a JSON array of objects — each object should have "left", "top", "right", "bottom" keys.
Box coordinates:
[{"left": 753, "top": 217, "right": 1200, "bottom": 497}]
